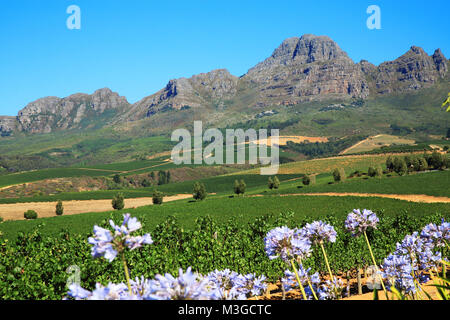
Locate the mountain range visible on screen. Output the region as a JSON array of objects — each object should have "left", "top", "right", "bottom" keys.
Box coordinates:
[{"left": 0, "top": 34, "right": 448, "bottom": 136}]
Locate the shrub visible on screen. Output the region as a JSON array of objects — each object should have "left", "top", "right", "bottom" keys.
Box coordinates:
[
  {"left": 386, "top": 156, "right": 394, "bottom": 172},
  {"left": 375, "top": 167, "right": 383, "bottom": 177},
  {"left": 55, "top": 200, "right": 64, "bottom": 216},
  {"left": 393, "top": 157, "right": 407, "bottom": 176},
  {"left": 141, "top": 179, "right": 152, "bottom": 187},
  {"left": 234, "top": 179, "right": 246, "bottom": 196},
  {"left": 368, "top": 167, "right": 377, "bottom": 177},
  {"left": 152, "top": 190, "right": 163, "bottom": 205},
  {"left": 430, "top": 151, "right": 445, "bottom": 170},
  {"left": 332, "top": 168, "right": 346, "bottom": 182},
  {"left": 112, "top": 193, "right": 125, "bottom": 210},
  {"left": 24, "top": 210, "right": 38, "bottom": 220},
  {"left": 268, "top": 177, "right": 274, "bottom": 189},
  {"left": 302, "top": 175, "right": 311, "bottom": 186},
  {"left": 113, "top": 174, "right": 121, "bottom": 184},
  {"left": 272, "top": 176, "right": 280, "bottom": 189},
  {"left": 193, "top": 182, "right": 207, "bottom": 201},
  {"left": 0, "top": 216, "right": 3, "bottom": 223}
]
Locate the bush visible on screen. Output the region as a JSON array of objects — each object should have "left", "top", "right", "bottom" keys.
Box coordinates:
[
  {"left": 272, "top": 176, "right": 280, "bottom": 189},
  {"left": 0, "top": 216, "right": 3, "bottom": 223},
  {"left": 386, "top": 156, "right": 394, "bottom": 172},
  {"left": 152, "top": 190, "right": 163, "bottom": 205},
  {"left": 113, "top": 174, "right": 121, "bottom": 184},
  {"left": 24, "top": 210, "right": 38, "bottom": 220},
  {"left": 193, "top": 182, "right": 207, "bottom": 201},
  {"left": 234, "top": 179, "right": 246, "bottom": 196},
  {"left": 393, "top": 157, "right": 408, "bottom": 176},
  {"left": 368, "top": 167, "right": 377, "bottom": 177},
  {"left": 55, "top": 201, "right": 64, "bottom": 216},
  {"left": 302, "top": 175, "right": 311, "bottom": 186},
  {"left": 112, "top": 193, "right": 125, "bottom": 210},
  {"left": 332, "top": 168, "right": 346, "bottom": 182},
  {"left": 268, "top": 177, "right": 274, "bottom": 189}
]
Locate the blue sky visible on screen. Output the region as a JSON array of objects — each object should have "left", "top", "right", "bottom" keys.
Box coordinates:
[{"left": 0, "top": 0, "right": 448, "bottom": 116}]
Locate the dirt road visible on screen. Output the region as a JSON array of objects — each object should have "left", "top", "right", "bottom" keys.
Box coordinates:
[
  {"left": 0, "top": 194, "right": 192, "bottom": 221},
  {"left": 281, "top": 192, "right": 450, "bottom": 203}
]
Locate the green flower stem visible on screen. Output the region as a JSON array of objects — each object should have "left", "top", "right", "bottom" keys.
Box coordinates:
[
  {"left": 363, "top": 231, "right": 388, "bottom": 299},
  {"left": 121, "top": 252, "right": 132, "bottom": 294},
  {"left": 319, "top": 242, "right": 340, "bottom": 298},
  {"left": 290, "top": 259, "right": 308, "bottom": 300},
  {"left": 298, "top": 258, "right": 319, "bottom": 300},
  {"left": 319, "top": 242, "right": 335, "bottom": 282}
]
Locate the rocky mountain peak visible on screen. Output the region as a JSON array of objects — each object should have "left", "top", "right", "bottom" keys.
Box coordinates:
[
  {"left": 15, "top": 88, "right": 129, "bottom": 133},
  {"left": 432, "top": 48, "right": 448, "bottom": 77},
  {"left": 373, "top": 46, "right": 447, "bottom": 94}
]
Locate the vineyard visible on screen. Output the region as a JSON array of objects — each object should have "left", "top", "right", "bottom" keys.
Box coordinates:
[{"left": 0, "top": 209, "right": 447, "bottom": 300}]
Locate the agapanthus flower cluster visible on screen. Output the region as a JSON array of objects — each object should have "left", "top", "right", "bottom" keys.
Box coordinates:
[
  {"left": 382, "top": 229, "right": 442, "bottom": 294},
  {"left": 345, "top": 209, "right": 379, "bottom": 236},
  {"left": 281, "top": 266, "right": 345, "bottom": 300},
  {"left": 420, "top": 220, "right": 449, "bottom": 248},
  {"left": 141, "top": 267, "right": 214, "bottom": 300},
  {"left": 67, "top": 282, "right": 137, "bottom": 300},
  {"left": 88, "top": 213, "right": 153, "bottom": 262},
  {"left": 264, "top": 226, "right": 312, "bottom": 262},
  {"left": 299, "top": 221, "right": 337, "bottom": 245},
  {"left": 67, "top": 267, "right": 268, "bottom": 300}
]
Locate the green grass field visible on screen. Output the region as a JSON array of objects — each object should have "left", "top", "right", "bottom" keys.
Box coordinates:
[
  {"left": 0, "top": 194, "right": 448, "bottom": 240},
  {"left": 0, "top": 168, "right": 120, "bottom": 188},
  {"left": 261, "top": 170, "right": 450, "bottom": 197}
]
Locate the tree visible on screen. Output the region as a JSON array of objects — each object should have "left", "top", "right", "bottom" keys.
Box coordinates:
[
  {"left": 430, "top": 151, "right": 444, "bottom": 170},
  {"left": 302, "top": 175, "right": 311, "bottom": 186},
  {"left": 368, "top": 167, "right": 377, "bottom": 177},
  {"left": 150, "top": 172, "right": 155, "bottom": 179},
  {"left": 272, "top": 176, "right": 280, "bottom": 189},
  {"left": 385, "top": 156, "right": 394, "bottom": 172},
  {"left": 332, "top": 168, "right": 345, "bottom": 182},
  {"left": 239, "top": 180, "right": 246, "bottom": 195},
  {"left": 268, "top": 177, "right": 274, "bottom": 189},
  {"left": 418, "top": 157, "right": 428, "bottom": 171},
  {"left": 141, "top": 179, "right": 152, "bottom": 187},
  {"left": 375, "top": 167, "right": 383, "bottom": 177},
  {"left": 234, "top": 179, "right": 246, "bottom": 196},
  {"left": 113, "top": 174, "right": 121, "bottom": 184},
  {"left": 193, "top": 182, "right": 207, "bottom": 201},
  {"left": 112, "top": 193, "right": 125, "bottom": 210},
  {"left": 158, "top": 171, "right": 166, "bottom": 185},
  {"left": 234, "top": 180, "right": 240, "bottom": 195},
  {"left": 24, "top": 210, "right": 38, "bottom": 220},
  {"left": 393, "top": 157, "right": 407, "bottom": 176},
  {"left": 56, "top": 200, "right": 64, "bottom": 216},
  {"left": 152, "top": 190, "right": 163, "bottom": 205}
]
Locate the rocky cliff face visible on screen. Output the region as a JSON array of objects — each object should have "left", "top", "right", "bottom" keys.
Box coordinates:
[
  {"left": 16, "top": 88, "right": 129, "bottom": 133},
  {"left": 364, "top": 46, "right": 448, "bottom": 94},
  {"left": 243, "top": 35, "right": 370, "bottom": 106},
  {"left": 0, "top": 116, "right": 17, "bottom": 136},
  {"left": 125, "top": 69, "right": 239, "bottom": 120}
]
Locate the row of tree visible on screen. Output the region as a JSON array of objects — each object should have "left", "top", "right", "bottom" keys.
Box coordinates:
[{"left": 386, "top": 152, "right": 449, "bottom": 176}]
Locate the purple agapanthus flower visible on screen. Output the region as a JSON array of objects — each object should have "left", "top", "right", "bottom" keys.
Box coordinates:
[
  {"left": 345, "top": 209, "right": 379, "bottom": 236},
  {"left": 67, "top": 282, "right": 137, "bottom": 300},
  {"left": 299, "top": 221, "right": 337, "bottom": 245},
  {"left": 143, "top": 267, "right": 214, "bottom": 300},
  {"left": 264, "top": 226, "right": 312, "bottom": 262},
  {"left": 88, "top": 214, "right": 153, "bottom": 262},
  {"left": 421, "top": 220, "right": 449, "bottom": 248}
]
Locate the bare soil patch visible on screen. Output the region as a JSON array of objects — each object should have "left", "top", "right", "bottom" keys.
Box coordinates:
[{"left": 0, "top": 194, "right": 192, "bottom": 221}]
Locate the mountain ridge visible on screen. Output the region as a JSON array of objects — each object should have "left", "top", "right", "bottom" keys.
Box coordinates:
[{"left": 0, "top": 34, "right": 447, "bottom": 136}]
